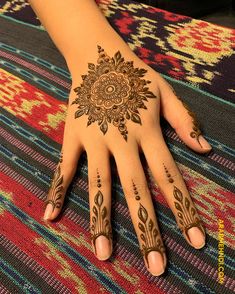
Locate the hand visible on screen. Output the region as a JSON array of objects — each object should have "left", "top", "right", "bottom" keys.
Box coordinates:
[{"left": 43, "top": 44, "right": 212, "bottom": 276}]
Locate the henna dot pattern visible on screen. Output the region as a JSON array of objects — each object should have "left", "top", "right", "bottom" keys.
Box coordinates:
[
  {"left": 163, "top": 164, "right": 174, "bottom": 183},
  {"left": 72, "top": 45, "right": 157, "bottom": 141},
  {"left": 132, "top": 180, "right": 141, "bottom": 200},
  {"left": 90, "top": 170, "right": 112, "bottom": 255}
]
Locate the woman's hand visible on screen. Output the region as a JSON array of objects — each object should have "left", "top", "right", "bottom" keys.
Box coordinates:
[{"left": 43, "top": 44, "right": 211, "bottom": 276}]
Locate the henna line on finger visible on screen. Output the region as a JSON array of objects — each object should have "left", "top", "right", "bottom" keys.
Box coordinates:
[
  {"left": 72, "top": 45, "right": 157, "bottom": 141},
  {"left": 132, "top": 181, "right": 165, "bottom": 267},
  {"left": 170, "top": 85, "right": 203, "bottom": 147},
  {"left": 90, "top": 170, "right": 112, "bottom": 255},
  {"left": 163, "top": 164, "right": 205, "bottom": 242},
  {"left": 44, "top": 164, "right": 63, "bottom": 212},
  {"left": 138, "top": 203, "right": 165, "bottom": 268},
  {"left": 172, "top": 186, "right": 205, "bottom": 242}
]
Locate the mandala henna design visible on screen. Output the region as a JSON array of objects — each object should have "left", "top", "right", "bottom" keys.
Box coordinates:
[
  {"left": 90, "top": 170, "right": 112, "bottom": 255},
  {"left": 170, "top": 85, "right": 202, "bottom": 147},
  {"left": 173, "top": 186, "right": 205, "bottom": 242},
  {"left": 138, "top": 203, "right": 165, "bottom": 268},
  {"left": 72, "top": 45, "right": 157, "bottom": 141},
  {"left": 44, "top": 165, "right": 63, "bottom": 212}
]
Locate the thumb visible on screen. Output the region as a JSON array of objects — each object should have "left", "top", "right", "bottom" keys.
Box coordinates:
[{"left": 158, "top": 78, "right": 212, "bottom": 153}]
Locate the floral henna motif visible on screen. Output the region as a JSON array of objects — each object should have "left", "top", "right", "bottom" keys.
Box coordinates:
[
  {"left": 72, "top": 45, "right": 157, "bottom": 141},
  {"left": 170, "top": 85, "right": 202, "bottom": 147},
  {"left": 44, "top": 165, "right": 63, "bottom": 212},
  {"left": 132, "top": 181, "right": 165, "bottom": 268},
  {"left": 138, "top": 204, "right": 165, "bottom": 268},
  {"left": 90, "top": 170, "right": 112, "bottom": 255},
  {"left": 173, "top": 186, "right": 205, "bottom": 242}
]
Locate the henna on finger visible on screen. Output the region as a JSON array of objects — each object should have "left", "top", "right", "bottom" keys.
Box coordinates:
[
  {"left": 163, "top": 165, "right": 205, "bottom": 243},
  {"left": 170, "top": 85, "right": 202, "bottom": 147},
  {"left": 132, "top": 181, "right": 165, "bottom": 269},
  {"left": 72, "top": 45, "right": 157, "bottom": 141},
  {"left": 44, "top": 162, "right": 64, "bottom": 212},
  {"left": 90, "top": 170, "right": 112, "bottom": 255}
]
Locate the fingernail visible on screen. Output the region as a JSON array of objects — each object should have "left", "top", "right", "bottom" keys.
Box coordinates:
[
  {"left": 95, "top": 235, "right": 111, "bottom": 260},
  {"left": 199, "top": 136, "right": 212, "bottom": 150},
  {"left": 44, "top": 204, "right": 53, "bottom": 220},
  {"left": 188, "top": 227, "right": 205, "bottom": 249},
  {"left": 148, "top": 251, "right": 165, "bottom": 276}
]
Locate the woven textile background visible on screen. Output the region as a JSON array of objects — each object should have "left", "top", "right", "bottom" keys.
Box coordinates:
[{"left": 0, "top": 0, "right": 234, "bottom": 293}]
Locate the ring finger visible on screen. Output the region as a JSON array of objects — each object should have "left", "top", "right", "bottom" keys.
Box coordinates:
[{"left": 141, "top": 129, "right": 206, "bottom": 249}]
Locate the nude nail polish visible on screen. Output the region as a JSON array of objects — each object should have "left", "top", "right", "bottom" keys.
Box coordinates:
[
  {"left": 198, "top": 136, "right": 212, "bottom": 151},
  {"left": 188, "top": 227, "right": 205, "bottom": 249},
  {"left": 95, "top": 235, "right": 111, "bottom": 260},
  {"left": 147, "top": 251, "right": 165, "bottom": 276},
  {"left": 44, "top": 204, "right": 53, "bottom": 220}
]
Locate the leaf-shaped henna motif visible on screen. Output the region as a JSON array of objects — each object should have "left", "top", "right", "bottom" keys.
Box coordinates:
[
  {"left": 72, "top": 45, "right": 157, "bottom": 141},
  {"left": 138, "top": 203, "right": 165, "bottom": 268},
  {"left": 173, "top": 186, "right": 205, "bottom": 241},
  {"left": 90, "top": 170, "right": 112, "bottom": 254},
  {"left": 44, "top": 165, "right": 63, "bottom": 212}
]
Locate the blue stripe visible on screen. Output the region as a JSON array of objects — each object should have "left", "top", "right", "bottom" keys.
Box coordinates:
[
  {"left": 0, "top": 194, "right": 127, "bottom": 294},
  {"left": 168, "top": 144, "right": 234, "bottom": 184},
  {"left": 0, "top": 59, "right": 68, "bottom": 100},
  {"left": 0, "top": 42, "right": 71, "bottom": 79},
  {"left": 0, "top": 258, "right": 41, "bottom": 294},
  {"left": 162, "top": 73, "right": 235, "bottom": 108},
  {"left": 0, "top": 114, "right": 59, "bottom": 157},
  {"left": 0, "top": 14, "right": 44, "bottom": 30},
  {"left": 168, "top": 262, "right": 215, "bottom": 294},
  {"left": 205, "top": 136, "right": 235, "bottom": 157}
]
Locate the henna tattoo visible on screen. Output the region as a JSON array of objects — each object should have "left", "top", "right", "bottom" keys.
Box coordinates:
[
  {"left": 44, "top": 165, "right": 63, "bottom": 211},
  {"left": 131, "top": 181, "right": 165, "bottom": 267},
  {"left": 138, "top": 203, "right": 165, "bottom": 268},
  {"left": 132, "top": 180, "right": 141, "bottom": 200},
  {"left": 90, "top": 170, "right": 112, "bottom": 255},
  {"left": 170, "top": 85, "right": 202, "bottom": 147},
  {"left": 72, "top": 45, "right": 157, "bottom": 141},
  {"left": 181, "top": 102, "right": 202, "bottom": 147},
  {"left": 173, "top": 186, "right": 205, "bottom": 242},
  {"left": 163, "top": 164, "right": 174, "bottom": 183}
]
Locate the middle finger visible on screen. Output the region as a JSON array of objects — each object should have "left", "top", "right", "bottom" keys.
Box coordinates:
[{"left": 113, "top": 144, "right": 167, "bottom": 276}]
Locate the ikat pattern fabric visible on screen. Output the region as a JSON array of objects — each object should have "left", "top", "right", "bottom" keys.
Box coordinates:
[{"left": 0, "top": 0, "right": 234, "bottom": 293}]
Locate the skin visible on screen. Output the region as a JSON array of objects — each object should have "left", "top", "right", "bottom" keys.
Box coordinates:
[{"left": 29, "top": 0, "right": 212, "bottom": 276}]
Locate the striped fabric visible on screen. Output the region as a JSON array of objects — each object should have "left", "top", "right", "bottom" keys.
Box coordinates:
[{"left": 0, "top": 0, "right": 234, "bottom": 293}]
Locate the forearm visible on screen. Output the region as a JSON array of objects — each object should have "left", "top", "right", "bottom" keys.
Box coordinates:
[{"left": 29, "top": 0, "right": 128, "bottom": 77}]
